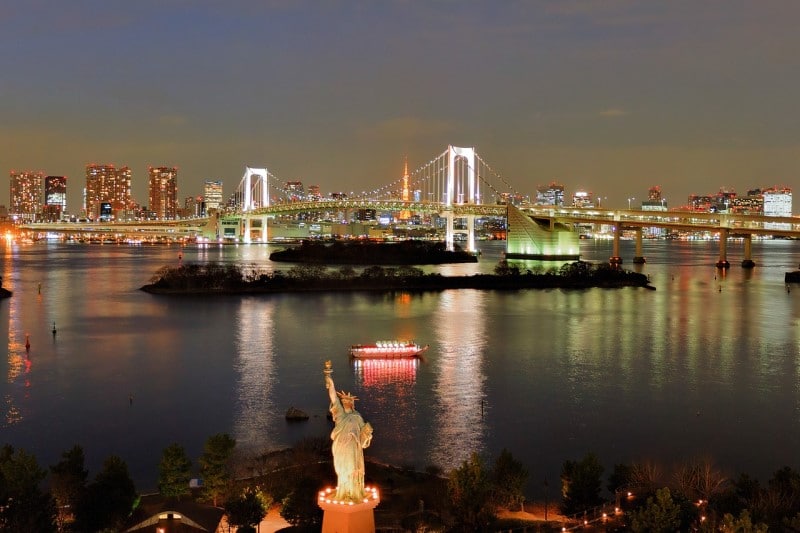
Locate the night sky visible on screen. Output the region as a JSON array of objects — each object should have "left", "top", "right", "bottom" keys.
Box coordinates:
[{"left": 3, "top": 1, "right": 799, "bottom": 211}]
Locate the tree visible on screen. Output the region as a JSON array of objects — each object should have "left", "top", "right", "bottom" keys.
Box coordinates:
[
  {"left": 490, "top": 448, "right": 528, "bottom": 511},
  {"left": 447, "top": 452, "right": 496, "bottom": 530},
  {"left": 226, "top": 486, "right": 270, "bottom": 531},
  {"left": 607, "top": 463, "right": 632, "bottom": 495},
  {"left": 674, "top": 458, "right": 728, "bottom": 502},
  {"left": 560, "top": 452, "right": 604, "bottom": 515},
  {"left": 494, "top": 260, "right": 520, "bottom": 276},
  {"left": 74, "top": 455, "right": 137, "bottom": 533},
  {"left": 199, "top": 433, "right": 236, "bottom": 506},
  {"left": 280, "top": 476, "right": 323, "bottom": 528},
  {"left": 50, "top": 445, "right": 88, "bottom": 530},
  {"left": 0, "top": 445, "right": 56, "bottom": 532},
  {"left": 719, "top": 509, "right": 768, "bottom": 532},
  {"left": 630, "top": 487, "right": 682, "bottom": 532},
  {"left": 158, "top": 443, "right": 192, "bottom": 499}
]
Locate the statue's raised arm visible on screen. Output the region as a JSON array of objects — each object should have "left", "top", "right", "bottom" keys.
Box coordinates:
[
  {"left": 324, "top": 360, "right": 337, "bottom": 405},
  {"left": 322, "top": 359, "right": 373, "bottom": 503}
]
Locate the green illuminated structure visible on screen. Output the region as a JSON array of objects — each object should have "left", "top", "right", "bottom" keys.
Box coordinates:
[{"left": 505, "top": 203, "right": 580, "bottom": 260}]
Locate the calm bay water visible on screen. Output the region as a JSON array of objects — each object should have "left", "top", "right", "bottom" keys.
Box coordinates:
[{"left": 2, "top": 238, "right": 800, "bottom": 496}]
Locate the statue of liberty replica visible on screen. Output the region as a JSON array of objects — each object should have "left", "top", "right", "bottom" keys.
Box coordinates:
[{"left": 319, "top": 360, "right": 379, "bottom": 532}]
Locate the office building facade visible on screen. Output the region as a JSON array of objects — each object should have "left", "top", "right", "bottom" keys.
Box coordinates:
[
  {"left": 9, "top": 170, "right": 44, "bottom": 221},
  {"left": 148, "top": 166, "right": 178, "bottom": 220},
  {"left": 85, "top": 164, "right": 133, "bottom": 220}
]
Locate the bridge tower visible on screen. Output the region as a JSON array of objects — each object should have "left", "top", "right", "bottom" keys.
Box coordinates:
[
  {"left": 241, "top": 167, "right": 271, "bottom": 243},
  {"left": 443, "top": 145, "right": 478, "bottom": 252}
]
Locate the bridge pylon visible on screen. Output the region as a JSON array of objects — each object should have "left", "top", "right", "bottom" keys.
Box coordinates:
[
  {"left": 241, "top": 167, "right": 271, "bottom": 243},
  {"left": 443, "top": 145, "right": 478, "bottom": 252}
]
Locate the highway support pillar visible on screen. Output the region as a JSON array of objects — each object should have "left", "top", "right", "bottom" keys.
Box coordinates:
[
  {"left": 633, "top": 227, "right": 646, "bottom": 264},
  {"left": 742, "top": 234, "right": 755, "bottom": 268},
  {"left": 609, "top": 224, "right": 622, "bottom": 265},
  {"left": 716, "top": 228, "right": 730, "bottom": 269}
]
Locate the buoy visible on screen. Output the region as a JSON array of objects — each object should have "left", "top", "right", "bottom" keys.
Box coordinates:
[
  {"left": 25, "top": 333, "right": 30, "bottom": 351},
  {"left": 52, "top": 322, "right": 57, "bottom": 337}
]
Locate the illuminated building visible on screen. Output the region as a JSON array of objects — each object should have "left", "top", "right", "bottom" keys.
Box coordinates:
[
  {"left": 9, "top": 170, "right": 44, "bottom": 221},
  {"left": 203, "top": 180, "right": 223, "bottom": 213},
  {"left": 641, "top": 186, "right": 667, "bottom": 211},
  {"left": 183, "top": 195, "right": 202, "bottom": 218},
  {"left": 307, "top": 184, "right": 322, "bottom": 201},
  {"left": 44, "top": 175, "right": 67, "bottom": 222},
  {"left": 731, "top": 189, "right": 764, "bottom": 214},
  {"left": 284, "top": 181, "right": 304, "bottom": 202},
  {"left": 148, "top": 166, "right": 178, "bottom": 220},
  {"left": 572, "top": 190, "right": 593, "bottom": 208},
  {"left": 535, "top": 181, "right": 565, "bottom": 206},
  {"left": 85, "top": 164, "right": 133, "bottom": 221},
  {"left": 763, "top": 187, "right": 792, "bottom": 217}
]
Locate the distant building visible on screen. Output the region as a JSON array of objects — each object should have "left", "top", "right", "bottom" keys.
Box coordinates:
[
  {"left": 183, "top": 195, "right": 202, "bottom": 218},
  {"left": 536, "top": 182, "right": 565, "bottom": 206},
  {"left": 85, "top": 164, "right": 134, "bottom": 221},
  {"left": 572, "top": 190, "right": 593, "bottom": 208},
  {"left": 763, "top": 187, "right": 792, "bottom": 217},
  {"left": 148, "top": 166, "right": 178, "bottom": 220},
  {"left": 203, "top": 180, "right": 223, "bottom": 213},
  {"left": 687, "top": 189, "right": 736, "bottom": 213},
  {"left": 9, "top": 170, "right": 44, "bottom": 221},
  {"left": 641, "top": 185, "right": 667, "bottom": 211},
  {"left": 307, "top": 184, "right": 322, "bottom": 201},
  {"left": 731, "top": 189, "right": 764, "bottom": 214},
  {"left": 284, "top": 181, "right": 304, "bottom": 202},
  {"left": 44, "top": 175, "right": 67, "bottom": 221},
  {"left": 640, "top": 186, "right": 667, "bottom": 237}
]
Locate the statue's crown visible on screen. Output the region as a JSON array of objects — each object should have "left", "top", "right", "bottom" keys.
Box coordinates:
[{"left": 337, "top": 390, "right": 358, "bottom": 402}]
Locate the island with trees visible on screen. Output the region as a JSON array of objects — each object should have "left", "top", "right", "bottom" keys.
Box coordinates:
[{"left": 141, "top": 260, "right": 654, "bottom": 295}]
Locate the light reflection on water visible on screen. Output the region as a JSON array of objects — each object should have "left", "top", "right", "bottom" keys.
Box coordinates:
[{"left": 1, "top": 239, "right": 800, "bottom": 495}]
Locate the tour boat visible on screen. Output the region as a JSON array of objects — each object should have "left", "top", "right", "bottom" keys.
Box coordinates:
[{"left": 349, "top": 340, "right": 429, "bottom": 359}]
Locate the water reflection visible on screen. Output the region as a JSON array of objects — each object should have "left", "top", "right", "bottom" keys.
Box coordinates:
[
  {"left": 233, "top": 299, "right": 278, "bottom": 452},
  {"left": 3, "top": 243, "right": 27, "bottom": 427},
  {"left": 431, "top": 289, "right": 488, "bottom": 470},
  {"left": 353, "top": 357, "right": 419, "bottom": 388}
]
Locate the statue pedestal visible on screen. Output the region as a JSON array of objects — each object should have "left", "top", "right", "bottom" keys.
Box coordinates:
[{"left": 318, "top": 496, "right": 380, "bottom": 533}]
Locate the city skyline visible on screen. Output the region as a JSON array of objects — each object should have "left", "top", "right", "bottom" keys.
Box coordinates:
[{"left": 3, "top": 2, "right": 799, "bottom": 211}]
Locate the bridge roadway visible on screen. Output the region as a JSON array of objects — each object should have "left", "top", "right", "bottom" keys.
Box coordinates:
[{"left": 21, "top": 202, "right": 800, "bottom": 268}]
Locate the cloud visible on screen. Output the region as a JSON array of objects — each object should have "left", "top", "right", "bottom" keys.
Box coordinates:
[{"left": 598, "top": 108, "right": 629, "bottom": 118}]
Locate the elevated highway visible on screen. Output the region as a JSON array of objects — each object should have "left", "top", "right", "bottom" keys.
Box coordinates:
[{"left": 20, "top": 204, "right": 800, "bottom": 268}]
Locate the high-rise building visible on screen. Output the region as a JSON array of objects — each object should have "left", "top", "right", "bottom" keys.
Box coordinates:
[
  {"left": 572, "top": 190, "right": 593, "bottom": 208},
  {"left": 763, "top": 187, "right": 792, "bottom": 217},
  {"left": 148, "top": 166, "right": 178, "bottom": 220},
  {"left": 9, "top": 170, "right": 44, "bottom": 221},
  {"left": 535, "top": 182, "right": 565, "bottom": 206},
  {"left": 183, "top": 195, "right": 202, "bottom": 218},
  {"left": 44, "top": 175, "right": 67, "bottom": 221},
  {"left": 203, "top": 180, "right": 223, "bottom": 214},
  {"left": 284, "top": 181, "right": 304, "bottom": 202},
  {"left": 307, "top": 184, "right": 322, "bottom": 201},
  {"left": 642, "top": 185, "right": 667, "bottom": 210},
  {"left": 85, "top": 164, "right": 133, "bottom": 220}
]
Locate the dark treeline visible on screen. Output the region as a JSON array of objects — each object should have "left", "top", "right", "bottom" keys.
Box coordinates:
[
  {"left": 5, "top": 437, "right": 799, "bottom": 532},
  {"left": 141, "top": 259, "right": 652, "bottom": 294}
]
